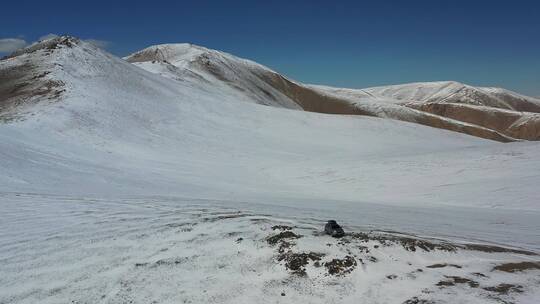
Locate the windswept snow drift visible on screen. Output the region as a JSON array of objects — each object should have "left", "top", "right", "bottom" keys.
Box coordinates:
[{"left": 1, "top": 37, "right": 539, "bottom": 304}]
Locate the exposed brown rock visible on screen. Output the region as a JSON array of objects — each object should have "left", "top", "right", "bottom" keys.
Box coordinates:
[
  {"left": 253, "top": 71, "right": 516, "bottom": 142},
  {"left": 406, "top": 102, "right": 540, "bottom": 140},
  {"left": 277, "top": 251, "right": 324, "bottom": 276},
  {"left": 402, "top": 297, "right": 435, "bottom": 304},
  {"left": 324, "top": 255, "right": 357, "bottom": 276},
  {"left": 436, "top": 276, "right": 479, "bottom": 288},
  {"left": 492, "top": 261, "right": 540, "bottom": 273},
  {"left": 483, "top": 283, "right": 524, "bottom": 294},
  {"left": 271, "top": 225, "right": 293, "bottom": 231},
  {"left": 266, "top": 231, "right": 302, "bottom": 246},
  {"left": 257, "top": 71, "right": 374, "bottom": 116},
  {"left": 0, "top": 62, "right": 64, "bottom": 121}
]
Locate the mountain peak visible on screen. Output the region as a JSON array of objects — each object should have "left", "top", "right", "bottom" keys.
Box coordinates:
[
  {"left": 2, "top": 36, "right": 83, "bottom": 60},
  {"left": 124, "top": 43, "right": 219, "bottom": 64}
]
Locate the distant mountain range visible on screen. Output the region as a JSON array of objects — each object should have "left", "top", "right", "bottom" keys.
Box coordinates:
[
  {"left": 125, "top": 42, "right": 540, "bottom": 142},
  {"left": 3, "top": 36, "right": 540, "bottom": 142},
  {"left": 0, "top": 34, "right": 539, "bottom": 208}
]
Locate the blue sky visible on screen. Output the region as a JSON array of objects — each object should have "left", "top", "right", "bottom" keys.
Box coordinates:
[{"left": 1, "top": 0, "right": 539, "bottom": 95}]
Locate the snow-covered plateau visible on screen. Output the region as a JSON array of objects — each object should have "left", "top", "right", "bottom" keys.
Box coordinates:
[{"left": 0, "top": 36, "right": 539, "bottom": 304}]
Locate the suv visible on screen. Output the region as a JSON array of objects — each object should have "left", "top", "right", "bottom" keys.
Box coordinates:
[{"left": 325, "top": 220, "right": 345, "bottom": 238}]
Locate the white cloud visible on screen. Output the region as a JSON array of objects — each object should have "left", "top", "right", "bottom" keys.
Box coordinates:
[
  {"left": 39, "top": 33, "right": 59, "bottom": 41},
  {"left": 85, "top": 39, "right": 110, "bottom": 49},
  {"left": 0, "top": 38, "right": 27, "bottom": 53}
]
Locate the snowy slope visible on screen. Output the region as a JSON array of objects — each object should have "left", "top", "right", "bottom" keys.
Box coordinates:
[
  {"left": 1, "top": 37, "right": 539, "bottom": 304},
  {"left": 125, "top": 43, "right": 302, "bottom": 109},
  {"left": 126, "top": 44, "right": 540, "bottom": 141},
  {"left": 311, "top": 82, "right": 540, "bottom": 140},
  {"left": 2, "top": 37, "right": 537, "bottom": 208},
  {"left": 1, "top": 195, "right": 539, "bottom": 304},
  {"left": 363, "top": 81, "right": 540, "bottom": 112}
]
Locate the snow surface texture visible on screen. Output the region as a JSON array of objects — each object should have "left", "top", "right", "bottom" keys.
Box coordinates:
[
  {"left": 1, "top": 37, "right": 539, "bottom": 303},
  {"left": 1, "top": 195, "right": 539, "bottom": 304}
]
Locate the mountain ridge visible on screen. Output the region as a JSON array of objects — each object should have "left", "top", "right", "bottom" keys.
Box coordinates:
[
  {"left": 2, "top": 36, "right": 539, "bottom": 141},
  {"left": 124, "top": 42, "right": 540, "bottom": 141},
  {"left": 0, "top": 35, "right": 539, "bottom": 231}
]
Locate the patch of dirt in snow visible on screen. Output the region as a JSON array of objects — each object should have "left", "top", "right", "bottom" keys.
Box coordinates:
[
  {"left": 492, "top": 261, "right": 540, "bottom": 273},
  {"left": 277, "top": 251, "right": 324, "bottom": 276},
  {"left": 402, "top": 296, "right": 436, "bottom": 304},
  {"left": 271, "top": 225, "right": 293, "bottom": 231},
  {"left": 462, "top": 243, "right": 537, "bottom": 256},
  {"left": 341, "top": 231, "right": 458, "bottom": 253},
  {"left": 324, "top": 255, "right": 358, "bottom": 276},
  {"left": 266, "top": 230, "right": 302, "bottom": 246},
  {"left": 436, "top": 275, "right": 479, "bottom": 288}
]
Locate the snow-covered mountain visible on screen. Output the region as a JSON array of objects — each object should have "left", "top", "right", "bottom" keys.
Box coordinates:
[
  {"left": 1, "top": 36, "right": 539, "bottom": 304},
  {"left": 1, "top": 35, "right": 539, "bottom": 206},
  {"left": 125, "top": 44, "right": 540, "bottom": 141},
  {"left": 312, "top": 82, "right": 540, "bottom": 140},
  {"left": 124, "top": 43, "right": 303, "bottom": 109},
  {"left": 363, "top": 81, "right": 540, "bottom": 112}
]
